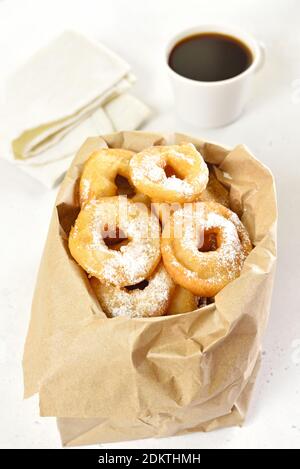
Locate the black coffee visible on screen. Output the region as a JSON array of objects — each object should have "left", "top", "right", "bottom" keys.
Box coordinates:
[{"left": 168, "top": 32, "right": 253, "bottom": 82}]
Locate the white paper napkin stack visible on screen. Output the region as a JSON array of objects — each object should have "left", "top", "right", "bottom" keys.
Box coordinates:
[{"left": 1, "top": 31, "right": 151, "bottom": 187}]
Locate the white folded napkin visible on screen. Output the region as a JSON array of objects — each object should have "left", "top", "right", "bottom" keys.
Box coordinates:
[{"left": 1, "top": 30, "right": 151, "bottom": 187}]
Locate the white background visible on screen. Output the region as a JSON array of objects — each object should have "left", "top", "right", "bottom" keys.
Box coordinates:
[{"left": 0, "top": 0, "right": 299, "bottom": 449}]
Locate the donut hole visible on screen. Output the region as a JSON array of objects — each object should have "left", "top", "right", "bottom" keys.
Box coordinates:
[
  {"left": 115, "top": 174, "right": 136, "bottom": 198},
  {"left": 164, "top": 164, "right": 183, "bottom": 180},
  {"left": 124, "top": 279, "right": 149, "bottom": 291},
  {"left": 103, "top": 225, "right": 130, "bottom": 251},
  {"left": 198, "top": 230, "right": 218, "bottom": 252}
]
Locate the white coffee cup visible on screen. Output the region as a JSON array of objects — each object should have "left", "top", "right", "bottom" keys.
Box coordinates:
[{"left": 166, "top": 25, "right": 265, "bottom": 128}]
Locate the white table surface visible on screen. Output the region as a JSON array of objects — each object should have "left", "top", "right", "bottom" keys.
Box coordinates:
[{"left": 0, "top": 0, "right": 299, "bottom": 450}]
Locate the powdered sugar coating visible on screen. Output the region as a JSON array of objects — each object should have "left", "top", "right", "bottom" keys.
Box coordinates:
[
  {"left": 129, "top": 144, "right": 209, "bottom": 203},
  {"left": 91, "top": 264, "right": 175, "bottom": 318},
  {"left": 69, "top": 197, "right": 161, "bottom": 287},
  {"left": 178, "top": 210, "right": 242, "bottom": 276},
  {"left": 161, "top": 201, "right": 252, "bottom": 297}
]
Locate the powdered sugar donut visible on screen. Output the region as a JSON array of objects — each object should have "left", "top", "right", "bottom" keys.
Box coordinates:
[
  {"left": 90, "top": 264, "right": 175, "bottom": 318},
  {"left": 79, "top": 148, "right": 142, "bottom": 206},
  {"left": 69, "top": 196, "right": 161, "bottom": 287},
  {"left": 129, "top": 144, "right": 209, "bottom": 203},
  {"left": 161, "top": 201, "right": 252, "bottom": 297}
]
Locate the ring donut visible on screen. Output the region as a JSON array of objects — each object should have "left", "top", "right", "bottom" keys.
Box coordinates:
[
  {"left": 90, "top": 264, "right": 174, "bottom": 318},
  {"left": 161, "top": 201, "right": 252, "bottom": 297},
  {"left": 69, "top": 196, "right": 161, "bottom": 287},
  {"left": 79, "top": 148, "right": 149, "bottom": 206},
  {"left": 129, "top": 144, "right": 209, "bottom": 203}
]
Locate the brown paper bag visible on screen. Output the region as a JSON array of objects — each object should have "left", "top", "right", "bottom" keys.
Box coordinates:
[{"left": 23, "top": 131, "right": 277, "bottom": 447}]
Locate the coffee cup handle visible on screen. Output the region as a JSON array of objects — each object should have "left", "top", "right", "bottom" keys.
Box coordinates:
[{"left": 254, "top": 41, "right": 266, "bottom": 73}]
